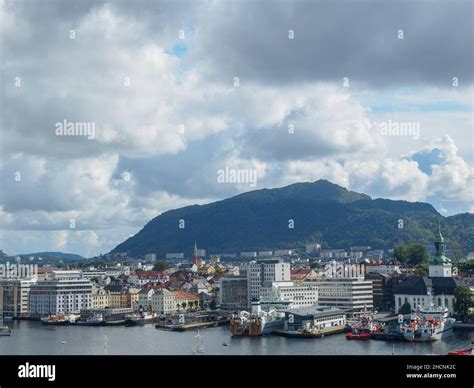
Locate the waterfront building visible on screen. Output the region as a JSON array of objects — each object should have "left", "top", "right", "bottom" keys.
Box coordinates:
[
  {"left": 151, "top": 289, "right": 176, "bottom": 314},
  {"left": 364, "top": 273, "right": 396, "bottom": 311},
  {"left": 283, "top": 305, "right": 346, "bottom": 331},
  {"left": 241, "top": 251, "right": 257, "bottom": 258},
  {"left": 29, "top": 271, "right": 92, "bottom": 317},
  {"left": 393, "top": 228, "right": 460, "bottom": 315},
  {"left": 137, "top": 288, "right": 155, "bottom": 311},
  {"left": 104, "top": 284, "right": 130, "bottom": 308},
  {"left": 260, "top": 281, "right": 318, "bottom": 308},
  {"left": 309, "top": 277, "right": 373, "bottom": 314},
  {"left": 0, "top": 278, "right": 37, "bottom": 318},
  {"left": 151, "top": 290, "right": 199, "bottom": 314},
  {"left": 247, "top": 259, "right": 291, "bottom": 307},
  {"left": 219, "top": 276, "right": 248, "bottom": 310},
  {"left": 129, "top": 287, "right": 140, "bottom": 309},
  {"left": 258, "top": 251, "right": 273, "bottom": 257},
  {"left": 91, "top": 286, "right": 110, "bottom": 309}
]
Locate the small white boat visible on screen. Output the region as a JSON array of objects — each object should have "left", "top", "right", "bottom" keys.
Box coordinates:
[{"left": 0, "top": 326, "right": 12, "bottom": 336}]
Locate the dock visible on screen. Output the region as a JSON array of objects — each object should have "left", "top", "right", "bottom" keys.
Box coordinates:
[
  {"left": 273, "top": 325, "right": 345, "bottom": 338},
  {"left": 156, "top": 318, "right": 230, "bottom": 332}
]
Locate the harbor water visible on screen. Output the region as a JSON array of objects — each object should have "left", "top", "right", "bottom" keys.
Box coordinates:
[{"left": 1, "top": 320, "right": 472, "bottom": 355}]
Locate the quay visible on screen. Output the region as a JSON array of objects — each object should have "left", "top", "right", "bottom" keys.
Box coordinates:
[
  {"left": 273, "top": 325, "right": 345, "bottom": 338},
  {"left": 156, "top": 317, "right": 230, "bottom": 331}
]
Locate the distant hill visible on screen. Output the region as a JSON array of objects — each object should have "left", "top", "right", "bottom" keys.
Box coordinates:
[
  {"left": 15, "top": 252, "right": 85, "bottom": 261},
  {"left": 111, "top": 180, "right": 474, "bottom": 257}
]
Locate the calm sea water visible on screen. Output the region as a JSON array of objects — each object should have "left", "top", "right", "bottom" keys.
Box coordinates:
[{"left": 1, "top": 320, "right": 472, "bottom": 355}]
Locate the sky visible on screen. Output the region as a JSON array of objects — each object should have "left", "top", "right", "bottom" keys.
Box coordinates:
[{"left": 0, "top": 0, "right": 473, "bottom": 257}]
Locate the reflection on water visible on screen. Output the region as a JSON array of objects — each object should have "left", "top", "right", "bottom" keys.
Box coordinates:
[{"left": 1, "top": 320, "right": 472, "bottom": 355}]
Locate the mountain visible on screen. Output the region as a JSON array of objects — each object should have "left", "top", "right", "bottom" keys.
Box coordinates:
[
  {"left": 111, "top": 180, "right": 474, "bottom": 257},
  {"left": 15, "top": 252, "right": 85, "bottom": 261}
]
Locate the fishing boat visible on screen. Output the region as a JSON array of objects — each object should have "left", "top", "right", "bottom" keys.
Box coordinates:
[
  {"left": 80, "top": 313, "right": 106, "bottom": 326},
  {"left": 402, "top": 298, "right": 455, "bottom": 342},
  {"left": 346, "top": 313, "right": 381, "bottom": 340},
  {"left": 125, "top": 312, "right": 159, "bottom": 326},
  {"left": 0, "top": 326, "right": 12, "bottom": 336},
  {"left": 41, "top": 314, "right": 80, "bottom": 325}
]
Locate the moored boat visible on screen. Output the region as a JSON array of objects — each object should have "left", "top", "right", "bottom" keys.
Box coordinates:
[
  {"left": 41, "top": 314, "right": 80, "bottom": 325},
  {"left": 448, "top": 340, "right": 474, "bottom": 356},
  {"left": 230, "top": 301, "right": 286, "bottom": 336},
  {"left": 0, "top": 326, "right": 12, "bottom": 336},
  {"left": 345, "top": 313, "right": 381, "bottom": 340},
  {"left": 402, "top": 300, "right": 455, "bottom": 342}
]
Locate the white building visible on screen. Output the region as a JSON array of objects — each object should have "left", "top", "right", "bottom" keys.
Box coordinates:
[
  {"left": 29, "top": 271, "right": 92, "bottom": 317},
  {"left": 137, "top": 288, "right": 155, "bottom": 311},
  {"left": 247, "top": 259, "right": 291, "bottom": 306},
  {"left": 151, "top": 289, "right": 176, "bottom": 314},
  {"left": 241, "top": 251, "right": 257, "bottom": 258},
  {"left": 258, "top": 251, "right": 273, "bottom": 257},
  {"left": 260, "top": 281, "right": 318, "bottom": 308},
  {"left": 310, "top": 277, "right": 373, "bottom": 314}
]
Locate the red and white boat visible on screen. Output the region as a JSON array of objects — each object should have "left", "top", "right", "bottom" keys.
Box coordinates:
[
  {"left": 346, "top": 314, "right": 381, "bottom": 340},
  {"left": 448, "top": 340, "right": 473, "bottom": 356}
]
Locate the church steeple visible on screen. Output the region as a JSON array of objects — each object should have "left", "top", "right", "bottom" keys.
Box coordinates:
[
  {"left": 429, "top": 225, "right": 452, "bottom": 277},
  {"left": 434, "top": 224, "right": 446, "bottom": 257},
  {"left": 192, "top": 242, "right": 198, "bottom": 265}
]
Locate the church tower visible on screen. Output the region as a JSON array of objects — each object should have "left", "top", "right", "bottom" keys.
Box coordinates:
[
  {"left": 428, "top": 226, "right": 452, "bottom": 278},
  {"left": 192, "top": 242, "right": 199, "bottom": 265}
]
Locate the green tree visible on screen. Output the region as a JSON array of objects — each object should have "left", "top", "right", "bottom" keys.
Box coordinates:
[
  {"left": 398, "top": 302, "right": 411, "bottom": 315},
  {"left": 187, "top": 301, "right": 194, "bottom": 310},
  {"left": 414, "top": 263, "right": 429, "bottom": 276},
  {"left": 193, "top": 300, "right": 199, "bottom": 309},
  {"left": 406, "top": 243, "right": 428, "bottom": 266},
  {"left": 454, "top": 286, "right": 473, "bottom": 321},
  {"left": 176, "top": 303, "right": 181, "bottom": 312},
  {"left": 181, "top": 302, "right": 187, "bottom": 310},
  {"left": 153, "top": 261, "right": 170, "bottom": 271},
  {"left": 209, "top": 299, "right": 217, "bottom": 310},
  {"left": 394, "top": 244, "right": 407, "bottom": 264}
]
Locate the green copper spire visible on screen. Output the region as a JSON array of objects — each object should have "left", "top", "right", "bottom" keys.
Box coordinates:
[{"left": 430, "top": 225, "right": 450, "bottom": 265}]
